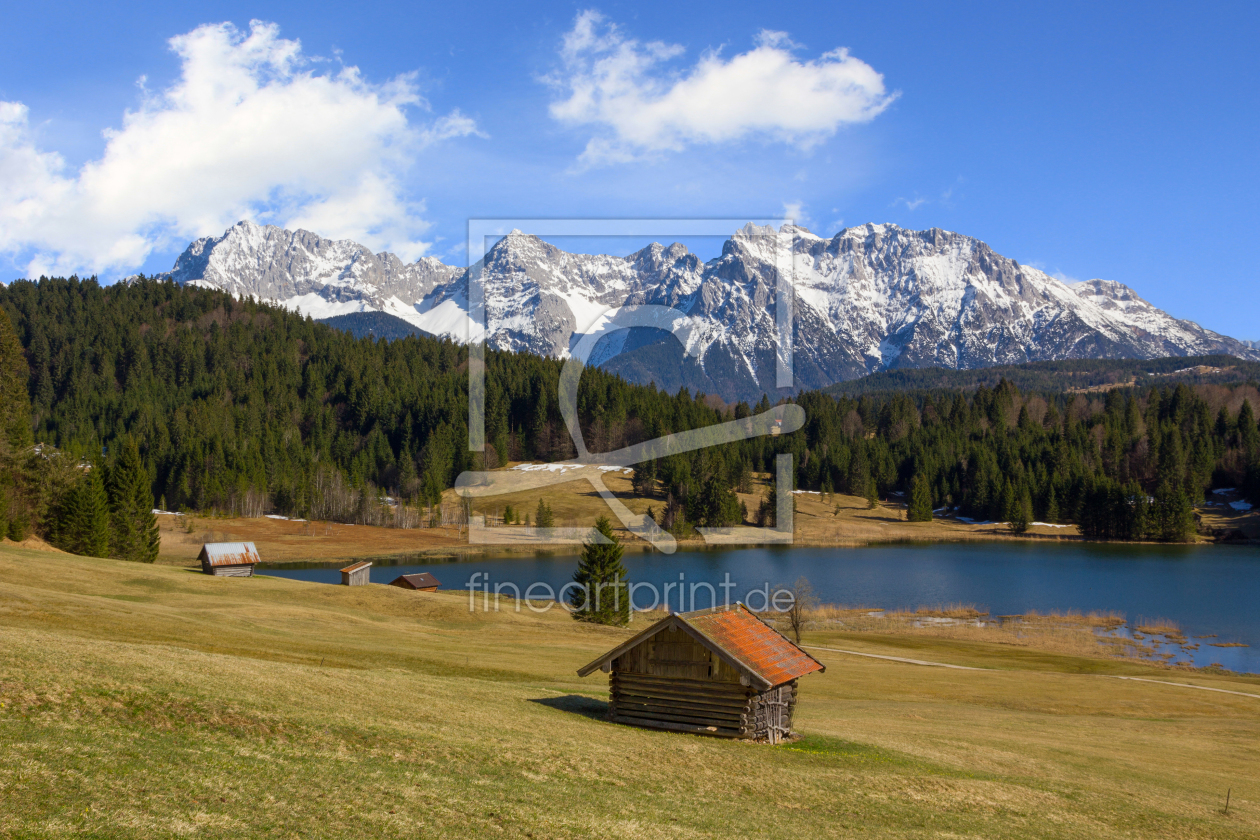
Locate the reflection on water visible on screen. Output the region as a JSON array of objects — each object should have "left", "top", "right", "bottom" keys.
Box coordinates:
[{"left": 260, "top": 541, "right": 1260, "bottom": 673}]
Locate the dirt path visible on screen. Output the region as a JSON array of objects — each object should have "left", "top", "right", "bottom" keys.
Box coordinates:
[{"left": 805, "top": 643, "right": 1260, "bottom": 699}]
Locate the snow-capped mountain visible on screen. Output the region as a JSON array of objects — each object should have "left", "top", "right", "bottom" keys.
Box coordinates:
[
  {"left": 166, "top": 221, "right": 1260, "bottom": 401},
  {"left": 170, "top": 221, "right": 460, "bottom": 325}
]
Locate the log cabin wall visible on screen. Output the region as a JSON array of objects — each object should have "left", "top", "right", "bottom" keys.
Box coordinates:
[
  {"left": 609, "top": 625, "right": 756, "bottom": 738},
  {"left": 750, "top": 680, "right": 797, "bottom": 744},
  {"left": 207, "top": 564, "right": 254, "bottom": 577}
]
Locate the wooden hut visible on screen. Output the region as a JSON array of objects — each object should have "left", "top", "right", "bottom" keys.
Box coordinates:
[
  {"left": 388, "top": 573, "right": 441, "bottom": 592},
  {"left": 577, "top": 604, "right": 824, "bottom": 743},
  {"left": 340, "top": 561, "right": 372, "bottom": 586},
  {"left": 198, "top": 542, "right": 260, "bottom": 577}
]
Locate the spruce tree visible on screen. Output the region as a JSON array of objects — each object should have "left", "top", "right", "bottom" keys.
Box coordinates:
[
  {"left": 907, "top": 474, "right": 933, "bottom": 522},
  {"left": 534, "top": 498, "right": 554, "bottom": 528},
  {"left": 1006, "top": 481, "right": 1032, "bottom": 534},
  {"left": 865, "top": 477, "right": 879, "bottom": 510},
  {"left": 0, "top": 307, "right": 33, "bottom": 451},
  {"left": 1244, "top": 457, "right": 1260, "bottom": 506},
  {"left": 1125, "top": 480, "right": 1149, "bottom": 540},
  {"left": 758, "top": 487, "right": 777, "bottom": 527},
  {"left": 64, "top": 468, "right": 111, "bottom": 557},
  {"left": 1240, "top": 400, "right": 1259, "bottom": 458},
  {"left": 107, "top": 437, "right": 160, "bottom": 563},
  {"left": 570, "top": 516, "right": 628, "bottom": 625},
  {"left": 1153, "top": 482, "right": 1194, "bottom": 542}
]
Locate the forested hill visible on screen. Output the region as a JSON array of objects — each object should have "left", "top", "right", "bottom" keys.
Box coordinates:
[
  {"left": 317, "top": 311, "right": 433, "bottom": 342},
  {"left": 0, "top": 276, "right": 727, "bottom": 520},
  {"left": 0, "top": 275, "right": 1258, "bottom": 551},
  {"left": 826, "top": 356, "right": 1260, "bottom": 397}
]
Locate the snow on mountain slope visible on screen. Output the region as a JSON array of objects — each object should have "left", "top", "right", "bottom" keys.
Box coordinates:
[
  {"left": 169, "top": 221, "right": 460, "bottom": 322},
  {"left": 167, "top": 221, "right": 1260, "bottom": 401}
]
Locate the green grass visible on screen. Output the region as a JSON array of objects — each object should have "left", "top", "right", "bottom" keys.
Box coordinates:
[{"left": 1, "top": 544, "right": 1258, "bottom": 838}]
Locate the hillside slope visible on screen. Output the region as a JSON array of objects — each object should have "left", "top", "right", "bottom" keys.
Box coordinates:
[{"left": 1, "top": 545, "right": 1258, "bottom": 839}]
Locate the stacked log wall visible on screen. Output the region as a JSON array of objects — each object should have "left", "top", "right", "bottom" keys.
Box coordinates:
[{"left": 609, "top": 625, "right": 755, "bottom": 738}]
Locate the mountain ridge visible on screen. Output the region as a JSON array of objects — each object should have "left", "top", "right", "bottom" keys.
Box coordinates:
[{"left": 164, "top": 220, "right": 1260, "bottom": 400}]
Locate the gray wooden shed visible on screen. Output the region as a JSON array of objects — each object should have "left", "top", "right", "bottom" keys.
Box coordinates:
[
  {"left": 340, "top": 561, "right": 372, "bottom": 586},
  {"left": 198, "top": 542, "right": 260, "bottom": 577}
]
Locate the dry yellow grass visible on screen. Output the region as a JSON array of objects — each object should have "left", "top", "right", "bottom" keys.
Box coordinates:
[
  {"left": 1136, "top": 619, "right": 1186, "bottom": 638},
  {"left": 762, "top": 605, "right": 1162, "bottom": 663},
  {"left": 155, "top": 510, "right": 467, "bottom": 567},
  {"left": 1, "top": 544, "right": 1259, "bottom": 838}
]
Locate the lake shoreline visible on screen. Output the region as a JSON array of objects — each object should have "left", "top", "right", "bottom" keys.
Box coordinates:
[
  {"left": 251, "top": 528, "right": 1256, "bottom": 569},
  {"left": 260, "top": 542, "right": 1260, "bottom": 673},
  {"left": 156, "top": 487, "right": 1260, "bottom": 568}
]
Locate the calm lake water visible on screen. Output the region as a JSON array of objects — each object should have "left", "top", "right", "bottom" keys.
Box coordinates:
[{"left": 260, "top": 542, "right": 1260, "bottom": 673}]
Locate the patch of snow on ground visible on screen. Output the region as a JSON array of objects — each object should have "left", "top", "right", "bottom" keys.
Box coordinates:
[
  {"left": 1213, "top": 488, "right": 1237, "bottom": 495},
  {"left": 1230, "top": 501, "right": 1253, "bottom": 511},
  {"left": 512, "top": 463, "right": 582, "bottom": 474}
]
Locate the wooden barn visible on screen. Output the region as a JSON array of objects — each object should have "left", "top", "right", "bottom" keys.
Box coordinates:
[
  {"left": 340, "top": 561, "right": 372, "bottom": 586},
  {"left": 387, "top": 573, "right": 441, "bottom": 592},
  {"left": 577, "top": 604, "right": 824, "bottom": 743},
  {"left": 198, "top": 542, "right": 260, "bottom": 577}
]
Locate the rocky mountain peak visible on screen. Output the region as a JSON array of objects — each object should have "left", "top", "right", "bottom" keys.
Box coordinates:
[{"left": 168, "top": 221, "right": 1260, "bottom": 401}]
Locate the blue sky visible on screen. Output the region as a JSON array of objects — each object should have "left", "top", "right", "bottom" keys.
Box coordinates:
[{"left": 1, "top": 1, "right": 1256, "bottom": 338}]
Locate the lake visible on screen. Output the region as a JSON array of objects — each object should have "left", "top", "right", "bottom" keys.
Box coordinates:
[{"left": 260, "top": 541, "right": 1260, "bottom": 673}]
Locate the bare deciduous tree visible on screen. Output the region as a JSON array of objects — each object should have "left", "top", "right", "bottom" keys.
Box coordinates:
[{"left": 784, "top": 576, "right": 817, "bottom": 644}]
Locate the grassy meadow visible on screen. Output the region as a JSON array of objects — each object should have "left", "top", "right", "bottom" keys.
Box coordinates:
[{"left": 1, "top": 543, "right": 1258, "bottom": 839}]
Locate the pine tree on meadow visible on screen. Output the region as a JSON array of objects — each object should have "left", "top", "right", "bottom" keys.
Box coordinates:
[
  {"left": 64, "top": 467, "right": 111, "bottom": 558},
  {"left": 570, "top": 516, "right": 629, "bottom": 625},
  {"left": 107, "top": 437, "right": 160, "bottom": 563},
  {"left": 534, "top": 497, "right": 555, "bottom": 528}
]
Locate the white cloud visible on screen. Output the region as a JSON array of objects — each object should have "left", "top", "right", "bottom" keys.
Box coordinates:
[
  {"left": 545, "top": 11, "right": 896, "bottom": 166},
  {"left": 782, "top": 201, "right": 811, "bottom": 229},
  {"left": 0, "top": 20, "right": 481, "bottom": 276}
]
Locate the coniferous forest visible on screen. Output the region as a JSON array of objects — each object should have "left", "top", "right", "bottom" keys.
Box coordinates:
[{"left": 0, "top": 275, "right": 1257, "bottom": 555}]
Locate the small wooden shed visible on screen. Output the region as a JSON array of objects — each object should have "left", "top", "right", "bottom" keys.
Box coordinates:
[
  {"left": 578, "top": 604, "right": 824, "bottom": 743},
  {"left": 198, "top": 542, "right": 260, "bottom": 577},
  {"left": 388, "top": 573, "right": 441, "bottom": 592},
  {"left": 340, "top": 561, "right": 372, "bottom": 586}
]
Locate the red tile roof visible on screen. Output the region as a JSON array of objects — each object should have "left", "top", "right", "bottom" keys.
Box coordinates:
[
  {"left": 685, "top": 605, "right": 824, "bottom": 687},
  {"left": 577, "top": 604, "right": 824, "bottom": 688}
]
